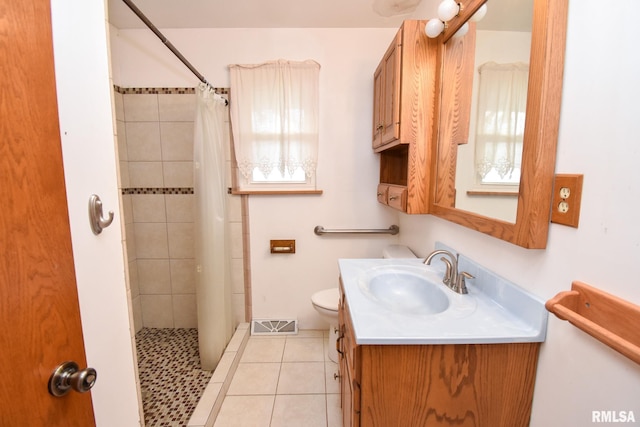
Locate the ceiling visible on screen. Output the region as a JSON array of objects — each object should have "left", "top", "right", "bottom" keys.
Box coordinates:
[
  {"left": 108, "top": 0, "right": 531, "bottom": 33},
  {"left": 107, "top": 0, "right": 420, "bottom": 30}
]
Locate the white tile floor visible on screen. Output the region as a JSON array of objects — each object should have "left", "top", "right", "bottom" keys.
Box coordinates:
[{"left": 213, "top": 330, "right": 342, "bottom": 427}]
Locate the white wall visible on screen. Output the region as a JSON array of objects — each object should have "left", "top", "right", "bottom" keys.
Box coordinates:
[{"left": 403, "top": 0, "right": 640, "bottom": 425}]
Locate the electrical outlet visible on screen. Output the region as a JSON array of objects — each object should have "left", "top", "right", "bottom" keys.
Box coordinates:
[{"left": 551, "top": 174, "right": 583, "bottom": 228}]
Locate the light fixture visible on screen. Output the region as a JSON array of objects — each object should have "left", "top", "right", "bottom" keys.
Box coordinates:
[
  {"left": 470, "top": 4, "right": 488, "bottom": 22},
  {"left": 425, "top": 18, "right": 446, "bottom": 38},
  {"left": 453, "top": 22, "right": 469, "bottom": 38},
  {"left": 425, "top": 0, "right": 487, "bottom": 39},
  {"left": 437, "top": 0, "right": 461, "bottom": 22}
]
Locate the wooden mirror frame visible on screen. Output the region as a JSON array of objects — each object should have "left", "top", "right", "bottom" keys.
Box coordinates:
[{"left": 430, "top": 0, "right": 569, "bottom": 249}]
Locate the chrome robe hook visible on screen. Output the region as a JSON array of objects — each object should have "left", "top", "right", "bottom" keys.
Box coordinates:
[{"left": 89, "top": 194, "right": 114, "bottom": 235}]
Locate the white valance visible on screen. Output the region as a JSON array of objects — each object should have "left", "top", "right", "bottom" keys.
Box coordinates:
[
  {"left": 229, "top": 59, "right": 320, "bottom": 181},
  {"left": 474, "top": 62, "right": 529, "bottom": 181}
]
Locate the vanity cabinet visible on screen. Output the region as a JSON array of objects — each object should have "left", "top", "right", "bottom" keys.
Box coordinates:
[
  {"left": 338, "top": 279, "right": 542, "bottom": 427},
  {"left": 372, "top": 20, "right": 440, "bottom": 214}
]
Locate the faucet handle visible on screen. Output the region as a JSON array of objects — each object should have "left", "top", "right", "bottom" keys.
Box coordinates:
[
  {"left": 439, "top": 257, "right": 453, "bottom": 286},
  {"left": 456, "top": 271, "right": 474, "bottom": 294}
]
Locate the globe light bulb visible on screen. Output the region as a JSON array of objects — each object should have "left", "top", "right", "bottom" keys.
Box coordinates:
[
  {"left": 437, "top": 0, "right": 460, "bottom": 22},
  {"left": 470, "top": 4, "right": 488, "bottom": 22},
  {"left": 425, "top": 19, "right": 445, "bottom": 38},
  {"left": 452, "top": 22, "right": 469, "bottom": 38}
]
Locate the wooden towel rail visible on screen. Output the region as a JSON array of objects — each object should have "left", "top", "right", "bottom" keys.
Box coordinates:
[{"left": 546, "top": 281, "right": 640, "bottom": 365}]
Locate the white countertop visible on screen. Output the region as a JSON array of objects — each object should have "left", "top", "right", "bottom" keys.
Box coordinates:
[{"left": 338, "top": 258, "right": 548, "bottom": 345}]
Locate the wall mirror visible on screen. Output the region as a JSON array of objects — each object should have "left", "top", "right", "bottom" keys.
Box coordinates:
[{"left": 430, "top": 0, "right": 569, "bottom": 249}]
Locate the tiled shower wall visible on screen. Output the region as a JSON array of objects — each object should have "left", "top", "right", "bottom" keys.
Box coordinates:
[{"left": 113, "top": 87, "right": 246, "bottom": 332}]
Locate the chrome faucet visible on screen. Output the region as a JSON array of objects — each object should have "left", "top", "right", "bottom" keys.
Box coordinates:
[{"left": 424, "top": 249, "right": 473, "bottom": 294}]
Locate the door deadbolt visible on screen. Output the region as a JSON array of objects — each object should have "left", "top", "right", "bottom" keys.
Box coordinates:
[{"left": 48, "top": 361, "right": 97, "bottom": 397}]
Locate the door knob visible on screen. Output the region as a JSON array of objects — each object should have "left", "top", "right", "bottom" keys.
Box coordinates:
[{"left": 48, "top": 361, "right": 97, "bottom": 397}]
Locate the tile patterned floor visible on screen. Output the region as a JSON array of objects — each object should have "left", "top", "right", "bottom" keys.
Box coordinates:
[
  {"left": 213, "top": 330, "right": 342, "bottom": 427},
  {"left": 136, "top": 328, "right": 213, "bottom": 427}
]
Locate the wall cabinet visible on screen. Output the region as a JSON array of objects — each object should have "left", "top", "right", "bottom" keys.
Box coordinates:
[
  {"left": 372, "top": 20, "right": 440, "bottom": 214},
  {"left": 338, "top": 279, "right": 541, "bottom": 427}
]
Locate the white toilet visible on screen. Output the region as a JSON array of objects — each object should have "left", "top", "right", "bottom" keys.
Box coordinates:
[{"left": 311, "top": 245, "right": 417, "bottom": 362}]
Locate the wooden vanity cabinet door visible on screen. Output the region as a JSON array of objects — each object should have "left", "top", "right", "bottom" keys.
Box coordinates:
[{"left": 339, "top": 281, "right": 361, "bottom": 427}]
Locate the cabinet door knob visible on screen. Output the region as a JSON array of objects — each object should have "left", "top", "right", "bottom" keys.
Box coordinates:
[{"left": 389, "top": 195, "right": 398, "bottom": 201}]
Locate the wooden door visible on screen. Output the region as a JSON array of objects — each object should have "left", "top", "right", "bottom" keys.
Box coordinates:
[{"left": 0, "top": 0, "right": 96, "bottom": 425}]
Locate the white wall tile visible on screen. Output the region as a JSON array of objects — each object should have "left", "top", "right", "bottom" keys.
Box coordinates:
[
  {"left": 128, "top": 259, "right": 139, "bottom": 298},
  {"left": 116, "top": 120, "right": 127, "bottom": 161},
  {"left": 132, "top": 194, "right": 167, "bottom": 223},
  {"left": 173, "top": 294, "right": 198, "bottom": 328},
  {"left": 125, "top": 122, "right": 162, "bottom": 161},
  {"left": 137, "top": 259, "right": 172, "bottom": 294},
  {"left": 167, "top": 222, "right": 195, "bottom": 258},
  {"left": 121, "top": 194, "right": 134, "bottom": 225},
  {"left": 163, "top": 161, "right": 194, "bottom": 187},
  {"left": 166, "top": 194, "right": 194, "bottom": 222},
  {"left": 160, "top": 122, "right": 194, "bottom": 161},
  {"left": 123, "top": 93, "right": 159, "bottom": 122},
  {"left": 232, "top": 293, "right": 246, "bottom": 325},
  {"left": 128, "top": 162, "right": 164, "bottom": 187},
  {"left": 140, "top": 294, "right": 174, "bottom": 328},
  {"left": 231, "top": 258, "right": 244, "bottom": 294},
  {"left": 114, "top": 91, "right": 124, "bottom": 121},
  {"left": 131, "top": 295, "right": 143, "bottom": 333},
  {"left": 158, "top": 93, "right": 196, "bottom": 121},
  {"left": 170, "top": 259, "right": 196, "bottom": 294},
  {"left": 134, "top": 223, "right": 169, "bottom": 258},
  {"left": 118, "top": 160, "right": 130, "bottom": 189}
]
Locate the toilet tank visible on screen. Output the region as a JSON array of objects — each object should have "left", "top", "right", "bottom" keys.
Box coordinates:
[{"left": 382, "top": 245, "right": 417, "bottom": 259}]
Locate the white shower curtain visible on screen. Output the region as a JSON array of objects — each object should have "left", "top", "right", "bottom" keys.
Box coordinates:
[{"left": 194, "top": 84, "right": 233, "bottom": 370}]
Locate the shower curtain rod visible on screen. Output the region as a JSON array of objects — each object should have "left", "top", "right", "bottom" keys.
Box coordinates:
[{"left": 121, "top": 0, "right": 227, "bottom": 104}]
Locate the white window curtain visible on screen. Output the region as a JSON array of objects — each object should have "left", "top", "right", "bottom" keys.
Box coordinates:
[
  {"left": 193, "top": 84, "right": 233, "bottom": 370},
  {"left": 228, "top": 59, "right": 320, "bottom": 181},
  {"left": 474, "top": 62, "right": 529, "bottom": 182}
]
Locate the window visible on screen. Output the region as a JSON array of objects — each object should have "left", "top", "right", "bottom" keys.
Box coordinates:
[
  {"left": 229, "top": 60, "right": 320, "bottom": 192},
  {"left": 474, "top": 62, "right": 529, "bottom": 187}
]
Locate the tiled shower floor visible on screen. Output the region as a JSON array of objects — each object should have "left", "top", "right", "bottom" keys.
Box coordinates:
[{"left": 136, "top": 328, "right": 213, "bottom": 426}]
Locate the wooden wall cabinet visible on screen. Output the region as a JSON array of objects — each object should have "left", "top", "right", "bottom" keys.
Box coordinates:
[
  {"left": 338, "top": 279, "right": 541, "bottom": 427},
  {"left": 372, "top": 20, "right": 440, "bottom": 214}
]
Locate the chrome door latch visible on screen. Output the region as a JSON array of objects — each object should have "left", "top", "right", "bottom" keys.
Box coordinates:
[{"left": 88, "top": 194, "right": 114, "bottom": 235}]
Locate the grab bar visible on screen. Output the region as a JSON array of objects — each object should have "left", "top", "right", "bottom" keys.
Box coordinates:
[{"left": 314, "top": 225, "right": 399, "bottom": 236}]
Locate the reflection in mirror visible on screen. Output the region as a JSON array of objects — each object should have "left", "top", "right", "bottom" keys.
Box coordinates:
[
  {"left": 453, "top": 0, "right": 533, "bottom": 222},
  {"left": 430, "top": 0, "right": 568, "bottom": 249}
]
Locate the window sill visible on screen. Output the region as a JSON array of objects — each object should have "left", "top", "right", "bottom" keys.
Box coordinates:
[
  {"left": 466, "top": 190, "right": 518, "bottom": 197},
  {"left": 230, "top": 189, "right": 323, "bottom": 195}
]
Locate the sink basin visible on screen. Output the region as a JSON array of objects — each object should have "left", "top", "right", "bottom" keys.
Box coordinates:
[{"left": 360, "top": 266, "right": 450, "bottom": 315}]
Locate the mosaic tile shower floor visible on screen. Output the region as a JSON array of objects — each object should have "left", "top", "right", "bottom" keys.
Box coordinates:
[{"left": 136, "top": 328, "right": 212, "bottom": 427}]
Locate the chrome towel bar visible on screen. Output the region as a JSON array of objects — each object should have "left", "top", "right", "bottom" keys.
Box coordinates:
[{"left": 314, "top": 225, "right": 399, "bottom": 236}]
